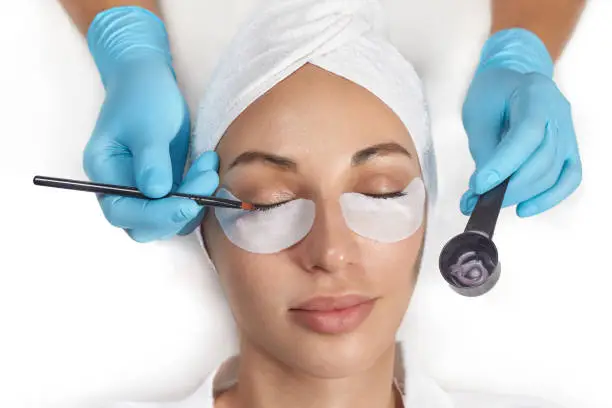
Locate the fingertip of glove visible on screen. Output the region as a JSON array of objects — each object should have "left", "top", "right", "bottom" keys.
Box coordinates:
[
  {"left": 203, "top": 170, "right": 220, "bottom": 190},
  {"left": 139, "top": 168, "right": 172, "bottom": 198},
  {"left": 474, "top": 170, "right": 501, "bottom": 194},
  {"left": 516, "top": 203, "right": 538, "bottom": 218},
  {"left": 459, "top": 190, "right": 478, "bottom": 214},
  {"left": 180, "top": 170, "right": 219, "bottom": 196},
  {"left": 194, "top": 151, "right": 220, "bottom": 172},
  {"left": 127, "top": 229, "right": 155, "bottom": 244},
  {"left": 171, "top": 201, "right": 203, "bottom": 224},
  {"left": 177, "top": 222, "right": 198, "bottom": 236}
]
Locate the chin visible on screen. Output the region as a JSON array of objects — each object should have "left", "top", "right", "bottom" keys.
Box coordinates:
[{"left": 288, "top": 333, "right": 391, "bottom": 379}]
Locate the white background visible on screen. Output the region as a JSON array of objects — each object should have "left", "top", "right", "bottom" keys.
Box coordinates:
[{"left": 1, "top": 1, "right": 610, "bottom": 407}]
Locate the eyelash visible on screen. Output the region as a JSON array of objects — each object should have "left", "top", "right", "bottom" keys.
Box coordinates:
[
  {"left": 251, "top": 200, "right": 291, "bottom": 212},
  {"left": 251, "top": 191, "right": 406, "bottom": 211},
  {"left": 363, "top": 191, "right": 406, "bottom": 199}
]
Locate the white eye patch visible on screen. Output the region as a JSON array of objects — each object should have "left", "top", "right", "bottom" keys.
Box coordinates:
[
  {"left": 213, "top": 177, "right": 425, "bottom": 254},
  {"left": 339, "top": 178, "right": 426, "bottom": 243},
  {"left": 214, "top": 188, "right": 316, "bottom": 254}
]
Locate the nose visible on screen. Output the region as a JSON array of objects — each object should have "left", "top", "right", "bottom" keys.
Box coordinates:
[{"left": 297, "top": 199, "right": 360, "bottom": 274}]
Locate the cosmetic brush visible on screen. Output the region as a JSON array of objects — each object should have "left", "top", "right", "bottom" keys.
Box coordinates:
[{"left": 33, "top": 176, "right": 255, "bottom": 211}]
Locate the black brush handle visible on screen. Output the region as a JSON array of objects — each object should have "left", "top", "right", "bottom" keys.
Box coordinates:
[
  {"left": 32, "top": 176, "right": 244, "bottom": 209},
  {"left": 464, "top": 178, "right": 510, "bottom": 239},
  {"left": 33, "top": 176, "right": 148, "bottom": 199}
]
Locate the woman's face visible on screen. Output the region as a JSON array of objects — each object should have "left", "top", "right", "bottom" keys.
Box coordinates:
[{"left": 202, "top": 64, "right": 425, "bottom": 378}]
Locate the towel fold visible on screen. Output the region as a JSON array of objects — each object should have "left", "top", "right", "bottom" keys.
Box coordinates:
[{"left": 192, "top": 0, "right": 437, "bottom": 205}]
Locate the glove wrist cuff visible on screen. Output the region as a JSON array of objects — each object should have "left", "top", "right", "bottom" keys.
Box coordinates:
[
  {"left": 477, "top": 28, "right": 554, "bottom": 78},
  {"left": 87, "top": 6, "right": 175, "bottom": 87}
]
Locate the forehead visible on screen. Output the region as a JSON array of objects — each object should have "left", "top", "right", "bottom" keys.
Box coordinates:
[{"left": 215, "top": 64, "right": 417, "bottom": 175}]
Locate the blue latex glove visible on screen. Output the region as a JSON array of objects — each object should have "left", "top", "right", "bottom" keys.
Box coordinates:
[
  {"left": 84, "top": 7, "right": 218, "bottom": 242},
  {"left": 461, "top": 28, "right": 582, "bottom": 218}
]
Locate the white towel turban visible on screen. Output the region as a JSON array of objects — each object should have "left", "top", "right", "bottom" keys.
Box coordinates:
[{"left": 191, "top": 0, "right": 438, "bottom": 216}]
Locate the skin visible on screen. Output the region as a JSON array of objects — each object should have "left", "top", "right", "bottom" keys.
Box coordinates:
[
  {"left": 491, "top": 0, "right": 586, "bottom": 60},
  {"left": 58, "top": 0, "right": 586, "bottom": 60},
  {"left": 58, "top": 0, "right": 160, "bottom": 34},
  {"left": 202, "top": 64, "right": 425, "bottom": 408}
]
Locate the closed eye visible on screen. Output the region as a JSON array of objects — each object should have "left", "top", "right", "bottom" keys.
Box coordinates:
[
  {"left": 251, "top": 191, "right": 406, "bottom": 210},
  {"left": 251, "top": 200, "right": 293, "bottom": 212},
  {"left": 363, "top": 191, "right": 406, "bottom": 199}
]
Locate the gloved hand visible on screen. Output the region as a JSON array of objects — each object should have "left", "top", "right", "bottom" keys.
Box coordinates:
[
  {"left": 461, "top": 28, "right": 582, "bottom": 218},
  {"left": 84, "top": 6, "right": 218, "bottom": 242}
]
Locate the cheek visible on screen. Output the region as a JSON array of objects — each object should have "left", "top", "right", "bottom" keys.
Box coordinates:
[
  {"left": 361, "top": 226, "right": 424, "bottom": 297},
  {"left": 353, "top": 227, "right": 424, "bottom": 346},
  {"left": 202, "top": 216, "right": 294, "bottom": 325}
]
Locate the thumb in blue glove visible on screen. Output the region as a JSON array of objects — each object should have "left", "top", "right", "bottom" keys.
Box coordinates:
[{"left": 461, "top": 28, "right": 582, "bottom": 218}]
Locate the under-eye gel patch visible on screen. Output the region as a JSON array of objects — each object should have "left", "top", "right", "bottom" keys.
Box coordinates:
[
  {"left": 213, "top": 177, "right": 425, "bottom": 254},
  {"left": 338, "top": 177, "right": 425, "bottom": 243},
  {"left": 214, "top": 188, "right": 316, "bottom": 254}
]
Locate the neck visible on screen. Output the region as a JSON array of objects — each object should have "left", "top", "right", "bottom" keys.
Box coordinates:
[{"left": 219, "top": 340, "right": 400, "bottom": 408}]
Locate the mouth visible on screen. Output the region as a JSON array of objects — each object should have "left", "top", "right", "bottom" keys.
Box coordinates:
[{"left": 289, "top": 295, "right": 377, "bottom": 335}]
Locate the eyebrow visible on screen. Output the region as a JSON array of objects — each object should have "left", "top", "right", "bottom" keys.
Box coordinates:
[
  {"left": 227, "top": 142, "right": 412, "bottom": 172},
  {"left": 228, "top": 151, "right": 298, "bottom": 172},
  {"left": 351, "top": 142, "right": 412, "bottom": 166}
]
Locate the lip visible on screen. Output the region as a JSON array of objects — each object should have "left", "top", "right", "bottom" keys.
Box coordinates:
[
  {"left": 289, "top": 295, "right": 377, "bottom": 334},
  {"left": 292, "top": 295, "right": 374, "bottom": 311}
]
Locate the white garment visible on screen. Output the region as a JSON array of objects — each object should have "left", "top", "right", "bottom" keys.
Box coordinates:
[{"left": 107, "top": 347, "right": 564, "bottom": 408}]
